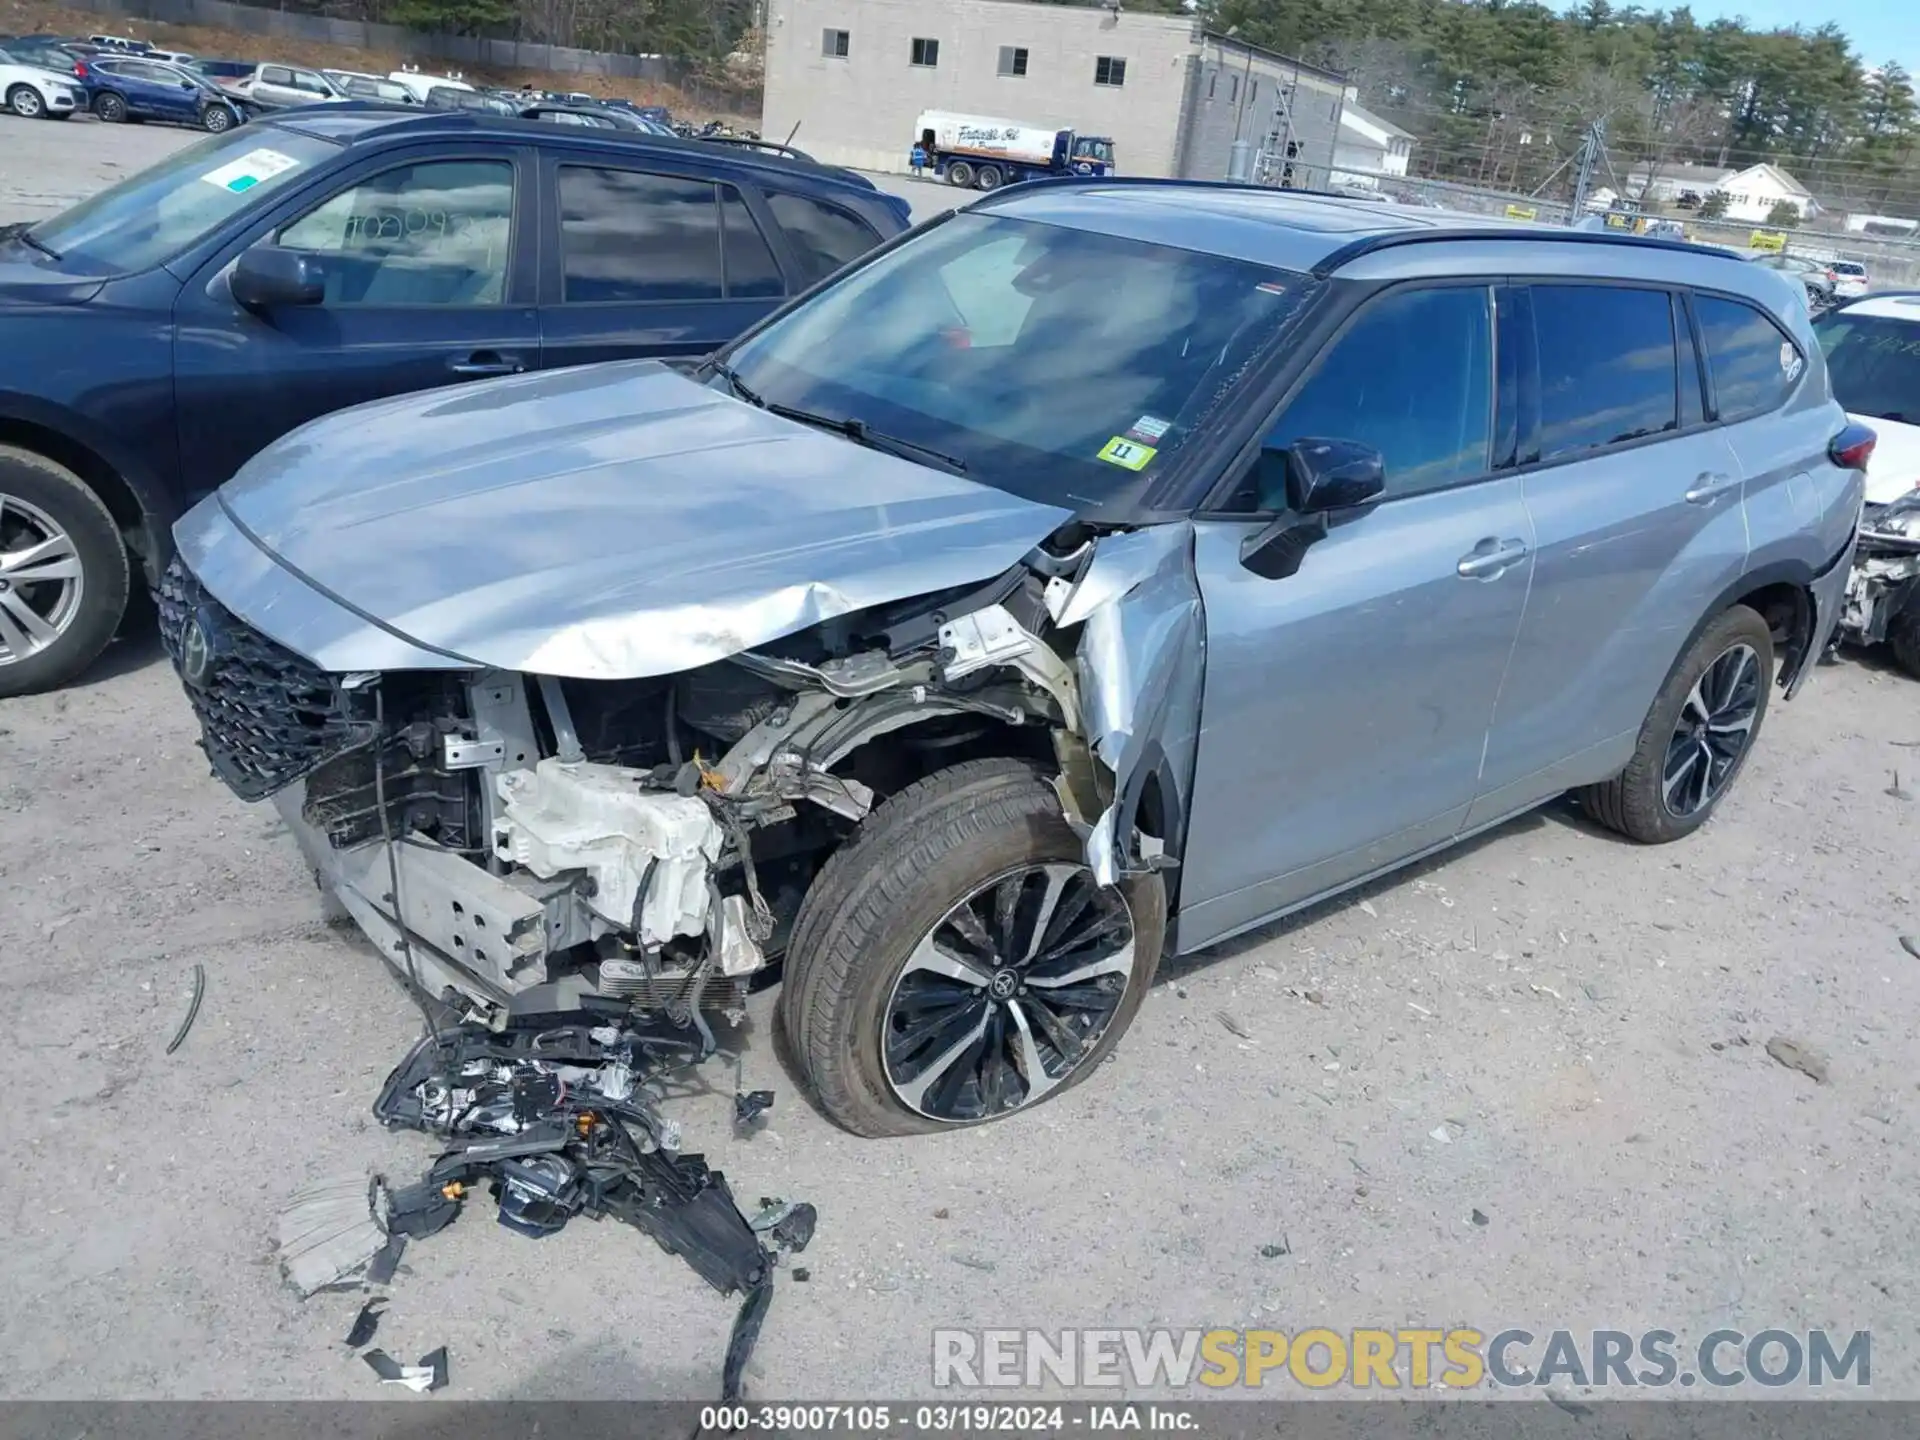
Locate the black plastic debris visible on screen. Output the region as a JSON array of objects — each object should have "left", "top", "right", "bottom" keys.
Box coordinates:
[
  {"left": 369, "top": 1013, "right": 798, "bottom": 1401},
  {"left": 734, "top": 1089, "right": 775, "bottom": 1129},
  {"left": 363, "top": 1345, "right": 448, "bottom": 1393},
  {"left": 165, "top": 963, "right": 205, "bottom": 1055},
  {"left": 750, "top": 1198, "right": 818, "bottom": 1256},
  {"left": 344, "top": 1298, "right": 386, "bottom": 1349},
  {"left": 365, "top": 1234, "right": 406, "bottom": 1287}
]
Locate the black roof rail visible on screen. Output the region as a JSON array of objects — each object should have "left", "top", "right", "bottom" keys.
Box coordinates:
[
  {"left": 1311, "top": 225, "right": 1740, "bottom": 277},
  {"left": 969, "top": 173, "right": 1355, "bottom": 209}
]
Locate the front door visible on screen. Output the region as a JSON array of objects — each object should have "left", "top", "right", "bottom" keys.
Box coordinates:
[
  {"left": 1177, "top": 282, "right": 1534, "bottom": 951},
  {"left": 173, "top": 146, "right": 540, "bottom": 497},
  {"left": 536, "top": 157, "right": 790, "bottom": 371}
]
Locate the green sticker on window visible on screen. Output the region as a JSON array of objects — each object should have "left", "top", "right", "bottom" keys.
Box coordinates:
[{"left": 1097, "top": 436, "right": 1157, "bottom": 471}]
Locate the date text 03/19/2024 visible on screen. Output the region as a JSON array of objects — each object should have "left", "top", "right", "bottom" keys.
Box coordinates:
[{"left": 697, "top": 1405, "right": 1198, "bottom": 1432}]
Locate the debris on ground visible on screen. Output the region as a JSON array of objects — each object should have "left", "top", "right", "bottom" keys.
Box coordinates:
[
  {"left": 1888, "top": 770, "right": 1913, "bottom": 802},
  {"left": 1765, "top": 1036, "right": 1830, "bottom": 1085},
  {"left": 1429, "top": 1125, "right": 1454, "bottom": 1144},
  {"left": 275, "top": 1175, "right": 390, "bottom": 1298},
  {"left": 733, "top": 1089, "right": 775, "bottom": 1130},
  {"left": 792, "top": 1267, "right": 810, "bottom": 1282},
  {"left": 1544, "top": 1391, "right": 1593, "bottom": 1418},
  {"left": 1901, "top": 936, "right": 1920, "bottom": 962},
  {"left": 344, "top": 1297, "right": 385, "bottom": 1349},
  {"left": 1471, "top": 1209, "right": 1490, "bottom": 1227},
  {"left": 1216, "top": 1011, "right": 1252, "bottom": 1039},
  {"left": 1259, "top": 1238, "right": 1291, "bottom": 1258},
  {"left": 165, "top": 963, "right": 205, "bottom": 1055},
  {"left": 363, "top": 1345, "right": 449, "bottom": 1393},
  {"left": 933, "top": 1207, "right": 950, "bottom": 1220}
]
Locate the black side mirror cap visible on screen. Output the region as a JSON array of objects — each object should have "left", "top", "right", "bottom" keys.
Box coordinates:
[
  {"left": 231, "top": 245, "right": 324, "bottom": 311},
  {"left": 1286, "top": 437, "right": 1387, "bottom": 512}
]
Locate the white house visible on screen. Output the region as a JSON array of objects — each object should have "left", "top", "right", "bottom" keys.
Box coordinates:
[
  {"left": 1625, "top": 161, "right": 1734, "bottom": 205},
  {"left": 1625, "top": 160, "right": 1816, "bottom": 222},
  {"left": 1329, "top": 98, "right": 1412, "bottom": 189}
]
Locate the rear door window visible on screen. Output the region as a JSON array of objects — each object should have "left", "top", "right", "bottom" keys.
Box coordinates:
[
  {"left": 558, "top": 166, "right": 722, "bottom": 302},
  {"left": 1694, "top": 295, "right": 1803, "bottom": 421},
  {"left": 763, "top": 191, "right": 882, "bottom": 286},
  {"left": 1529, "top": 285, "right": 1678, "bottom": 461}
]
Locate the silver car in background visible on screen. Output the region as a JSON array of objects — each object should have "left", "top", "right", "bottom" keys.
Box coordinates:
[{"left": 159, "top": 184, "right": 1865, "bottom": 1137}]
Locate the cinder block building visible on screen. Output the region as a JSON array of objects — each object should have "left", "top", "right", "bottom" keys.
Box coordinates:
[{"left": 761, "top": 0, "right": 1346, "bottom": 185}]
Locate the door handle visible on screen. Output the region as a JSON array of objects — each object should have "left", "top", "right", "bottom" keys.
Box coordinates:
[
  {"left": 1456, "top": 537, "right": 1529, "bottom": 580},
  {"left": 448, "top": 351, "right": 525, "bottom": 377},
  {"left": 1685, "top": 471, "right": 1740, "bottom": 504}
]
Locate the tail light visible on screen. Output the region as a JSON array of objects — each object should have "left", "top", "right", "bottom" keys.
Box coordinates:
[
  {"left": 73, "top": 61, "right": 89, "bottom": 78},
  {"left": 1831, "top": 421, "right": 1877, "bottom": 470}
]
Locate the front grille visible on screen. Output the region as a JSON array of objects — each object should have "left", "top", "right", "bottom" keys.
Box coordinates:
[{"left": 159, "top": 557, "right": 373, "bottom": 802}]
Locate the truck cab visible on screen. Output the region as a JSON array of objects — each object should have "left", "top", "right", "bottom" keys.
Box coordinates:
[{"left": 1070, "top": 136, "right": 1115, "bottom": 176}]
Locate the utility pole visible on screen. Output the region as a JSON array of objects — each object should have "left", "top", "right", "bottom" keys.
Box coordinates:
[{"left": 1567, "top": 117, "right": 1606, "bottom": 223}]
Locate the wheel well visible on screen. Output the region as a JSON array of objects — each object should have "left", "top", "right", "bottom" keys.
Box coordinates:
[
  {"left": 0, "top": 420, "right": 152, "bottom": 578},
  {"left": 836, "top": 713, "right": 1054, "bottom": 803},
  {"left": 1731, "top": 579, "right": 1812, "bottom": 672}
]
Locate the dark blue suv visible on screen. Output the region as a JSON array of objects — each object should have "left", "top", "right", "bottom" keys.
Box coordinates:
[
  {"left": 0, "top": 107, "right": 910, "bottom": 694},
  {"left": 85, "top": 55, "right": 247, "bottom": 130}
]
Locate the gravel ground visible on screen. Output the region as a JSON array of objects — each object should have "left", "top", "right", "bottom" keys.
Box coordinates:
[{"left": 3, "top": 116, "right": 1919, "bottom": 1404}]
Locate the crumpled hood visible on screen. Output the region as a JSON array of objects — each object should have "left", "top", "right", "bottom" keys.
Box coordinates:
[
  {"left": 1855, "top": 412, "right": 1920, "bottom": 506},
  {"left": 197, "top": 361, "right": 1072, "bottom": 678}
]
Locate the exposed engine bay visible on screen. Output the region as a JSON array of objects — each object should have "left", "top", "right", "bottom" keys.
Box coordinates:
[
  {"left": 1841, "top": 490, "right": 1920, "bottom": 658},
  {"left": 161, "top": 524, "right": 1203, "bottom": 1028}
]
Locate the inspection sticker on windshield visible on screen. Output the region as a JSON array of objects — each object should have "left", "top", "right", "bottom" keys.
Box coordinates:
[
  {"left": 1124, "top": 414, "right": 1172, "bottom": 445},
  {"left": 1098, "top": 436, "right": 1157, "bottom": 471},
  {"left": 199, "top": 148, "right": 301, "bottom": 194}
]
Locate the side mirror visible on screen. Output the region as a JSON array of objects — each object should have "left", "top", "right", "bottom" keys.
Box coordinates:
[
  {"left": 231, "top": 245, "right": 324, "bottom": 311},
  {"left": 1240, "top": 437, "right": 1386, "bottom": 581}
]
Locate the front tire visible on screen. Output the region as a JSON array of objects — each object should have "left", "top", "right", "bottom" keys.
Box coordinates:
[
  {"left": 780, "top": 758, "right": 1165, "bottom": 1137},
  {"left": 946, "top": 160, "right": 975, "bottom": 188},
  {"left": 200, "top": 103, "right": 233, "bottom": 133},
  {"left": 0, "top": 446, "right": 130, "bottom": 697},
  {"left": 93, "top": 90, "right": 127, "bottom": 122},
  {"left": 1579, "top": 604, "right": 1773, "bottom": 843},
  {"left": 7, "top": 84, "right": 45, "bottom": 119}
]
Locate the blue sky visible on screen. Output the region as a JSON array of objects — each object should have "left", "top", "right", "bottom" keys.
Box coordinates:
[{"left": 1694, "top": 0, "right": 1920, "bottom": 71}]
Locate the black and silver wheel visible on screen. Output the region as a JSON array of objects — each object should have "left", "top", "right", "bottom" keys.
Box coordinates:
[
  {"left": 7, "top": 84, "right": 45, "bottom": 119},
  {"left": 946, "top": 160, "right": 975, "bottom": 189},
  {"left": 93, "top": 90, "right": 127, "bottom": 122},
  {"left": 974, "top": 164, "right": 1003, "bottom": 191},
  {"left": 1579, "top": 604, "right": 1772, "bottom": 843},
  {"left": 1889, "top": 613, "right": 1920, "bottom": 680},
  {"left": 201, "top": 102, "right": 233, "bottom": 133},
  {"left": 781, "top": 758, "right": 1165, "bottom": 1137},
  {"left": 0, "top": 446, "right": 130, "bottom": 698}
]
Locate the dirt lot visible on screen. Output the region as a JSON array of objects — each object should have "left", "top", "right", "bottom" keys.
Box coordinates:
[{"left": 3, "top": 120, "right": 1919, "bottom": 1405}]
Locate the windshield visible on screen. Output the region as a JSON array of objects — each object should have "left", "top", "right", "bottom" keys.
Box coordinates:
[
  {"left": 1816, "top": 311, "right": 1920, "bottom": 423},
  {"left": 722, "top": 212, "right": 1312, "bottom": 508},
  {"left": 20, "top": 127, "right": 337, "bottom": 275}
]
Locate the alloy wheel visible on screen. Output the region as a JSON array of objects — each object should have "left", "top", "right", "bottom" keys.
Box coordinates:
[
  {"left": 0, "top": 493, "right": 84, "bottom": 665},
  {"left": 882, "top": 862, "right": 1135, "bottom": 1123},
  {"left": 10, "top": 86, "right": 43, "bottom": 118},
  {"left": 1661, "top": 642, "right": 1761, "bottom": 818}
]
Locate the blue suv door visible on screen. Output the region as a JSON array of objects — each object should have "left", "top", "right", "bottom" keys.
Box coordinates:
[
  {"left": 170, "top": 141, "right": 542, "bottom": 497},
  {"left": 535, "top": 150, "right": 793, "bottom": 370}
]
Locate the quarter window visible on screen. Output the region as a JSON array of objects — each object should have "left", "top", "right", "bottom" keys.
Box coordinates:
[
  {"left": 998, "top": 46, "right": 1028, "bottom": 77},
  {"left": 1095, "top": 56, "right": 1127, "bottom": 87},
  {"left": 764, "top": 191, "right": 881, "bottom": 286},
  {"left": 1257, "top": 285, "right": 1494, "bottom": 505},
  {"left": 911, "top": 37, "right": 940, "bottom": 67},
  {"left": 1694, "top": 295, "right": 1802, "bottom": 421},
  {"left": 277, "top": 159, "right": 513, "bottom": 307},
  {"left": 1530, "top": 285, "right": 1678, "bottom": 460},
  {"left": 559, "top": 167, "right": 723, "bottom": 302},
  {"left": 719, "top": 187, "right": 783, "bottom": 299},
  {"left": 822, "top": 28, "right": 849, "bottom": 58}
]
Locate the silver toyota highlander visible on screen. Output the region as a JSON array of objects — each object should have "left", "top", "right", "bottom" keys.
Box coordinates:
[{"left": 160, "top": 182, "right": 1866, "bottom": 1137}]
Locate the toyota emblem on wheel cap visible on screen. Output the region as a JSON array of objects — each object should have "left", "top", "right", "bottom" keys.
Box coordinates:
[{"left": 179, "top": 614, "right": 215, "bottom": 688}]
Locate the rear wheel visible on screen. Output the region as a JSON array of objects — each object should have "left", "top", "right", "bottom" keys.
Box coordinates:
[
  {"left": 93, "top": 90, "right": 127, "bottom": 122},
  {"left": 1889, "top": 613, "right": 1920, "bottom": 680},
  {"left": 6, "top": 84, "right": 44, "bottom": 119},
  {"left": 781, "top": 758, "right": 1165, "bottom": 1137},
  {"left": 946, "top": 160, "right": 974, "bottom": 188},
  {"left": 1579, "top": 605, "right": 1773, "bottom": 843},
  {"left": 0, "top": 447, "right": 130, "bottom": 698},
  {"left": 975, "top": 164, "right": 1003, "bottom": 190}
]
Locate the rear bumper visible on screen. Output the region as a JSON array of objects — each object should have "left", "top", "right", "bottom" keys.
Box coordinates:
[{"left": 1786, "top": 530, "right": 1858, "bottom": 698}]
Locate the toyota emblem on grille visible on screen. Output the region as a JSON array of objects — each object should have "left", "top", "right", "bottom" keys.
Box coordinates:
[{"left": 179, "top": 612, "right": 215, "bottom": 688}]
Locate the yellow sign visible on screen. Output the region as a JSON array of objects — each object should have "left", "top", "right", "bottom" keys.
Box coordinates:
[
  {"left": 1097, "top": 436, "right": 1157, "bottom": 471},
  {"left": 1505, "top": 204, "right": 1538, "bottom": 220},
  {"left": 1750, "top": 229, "right": 1787, "bottom": 252}
]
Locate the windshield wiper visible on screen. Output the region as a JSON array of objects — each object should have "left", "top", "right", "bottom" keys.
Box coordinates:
[
  {"left": 708, "top": 360, "right": 763, "bottom": 409},
  {"left": 0, "top": 222, "right": 61, "bottom": 260},
  {"left": 767, "top": 403, "right": 969, "bottom": 476}
]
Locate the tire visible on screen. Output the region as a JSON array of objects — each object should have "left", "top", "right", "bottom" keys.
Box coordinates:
[
  {"left": 1889, "top": 614, "right": 1920, "bottom": 681},
  {"left": 93, "top": 90, "right": 127, "bottom": 123},
  {"left": 946, "top": 160, "right": 974, "bottom": 188},
  {"left": 0, "top": 446, "right": 130, "bottom": 697},
  {"left": 200, "top": 103, "right": 233, "bottom": 133},
  {"left": 7, "top": 84, "right": 45, "bottom": 120},
  {"left": 975, "top": 164, "right": 1003, "bottom": 191},
  {"left": 1578, "top": 604, "right": 1773, "bottom": 843},
  {"left": 779, "top": 757, "right": 1166, "bottom": 1137}
]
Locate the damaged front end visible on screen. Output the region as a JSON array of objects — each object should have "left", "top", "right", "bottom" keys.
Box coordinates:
[
  {"left": 159, "top": 523, "right": 1205, "bottom": 1033},
  {"left": 1841, "top": 489, "right": 1920, "bottom": 665}
]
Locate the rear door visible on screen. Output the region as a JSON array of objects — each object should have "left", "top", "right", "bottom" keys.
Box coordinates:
[
  {"left": 172, "top": 142, "right": 541, "bottom": 495},
  {"left": 535, "top": 153, "right": 789, "bottom": 370},
  {"left": 1469, "top": 282, "right": 1748, "bottom": 826}
]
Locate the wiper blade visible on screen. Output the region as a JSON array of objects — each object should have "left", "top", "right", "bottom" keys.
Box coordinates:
[
  {"left": 0, "top": 222, "right": 61, "bottom": 260},
  {"left": 709, "top": 361, "right": 763, "bottom": 408},
  {"left": 767, "top": 404, "right": 969, "bottom": 476}
]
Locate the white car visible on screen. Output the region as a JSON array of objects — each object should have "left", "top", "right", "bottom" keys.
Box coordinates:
[
  {"left": 386, "top": 69, "right": 473, "bottom": 103},
  {"left": 0, "top": 47, "right": 82, "bottom": 119},
  {"left": 1831, "top": 260, "right": 1871, "bottom": 300}
]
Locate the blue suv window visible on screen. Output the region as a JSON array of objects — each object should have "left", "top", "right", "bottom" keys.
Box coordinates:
[
  {"left": 764, "top": 191, "right": 882, "bottom": 287},
  {"left": 1531, "top": 284, "right": 1678, "bottom": 460},
  {"left": 1695, "top": 294, "right": 1801, "bottom": 421},
  {"left": 1260, "top": 284, "right": 1494, "bottom": 504}
]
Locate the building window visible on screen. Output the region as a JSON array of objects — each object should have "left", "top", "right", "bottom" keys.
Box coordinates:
[
  {"left": 821, "top": 28, "right": 849, "bottom": 58},
  {"left": 1094, "top": 55, "right": 1127, "bottom": 87},
  {"left": 911, "top": 37, "right": 940, "bottom": 67},
  {"left": 998, "top": 45, "right": 1028, "bottom": 77}
]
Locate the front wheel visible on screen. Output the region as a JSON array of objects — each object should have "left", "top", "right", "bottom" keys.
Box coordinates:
[
  {"left": 1578, "top": 604, "right": 1773, "bottom": 843},
  {"left": 0, "top": 447, "right": 130, "bottom": 697},
  {"left": 945, "top": 160, "right": 975, "bottom": 188},
  {"left": 200, "top": 102, "right": 234, "bottom": 132},
  {"left": 780, "top": 758, "right": 1166, "bottom": 1137},
  {"left": 6, "top": 84, "right": 45, "bottom": 119},
  {"left": 93, "top": 90, "right": 127, "bottom": 122}
]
